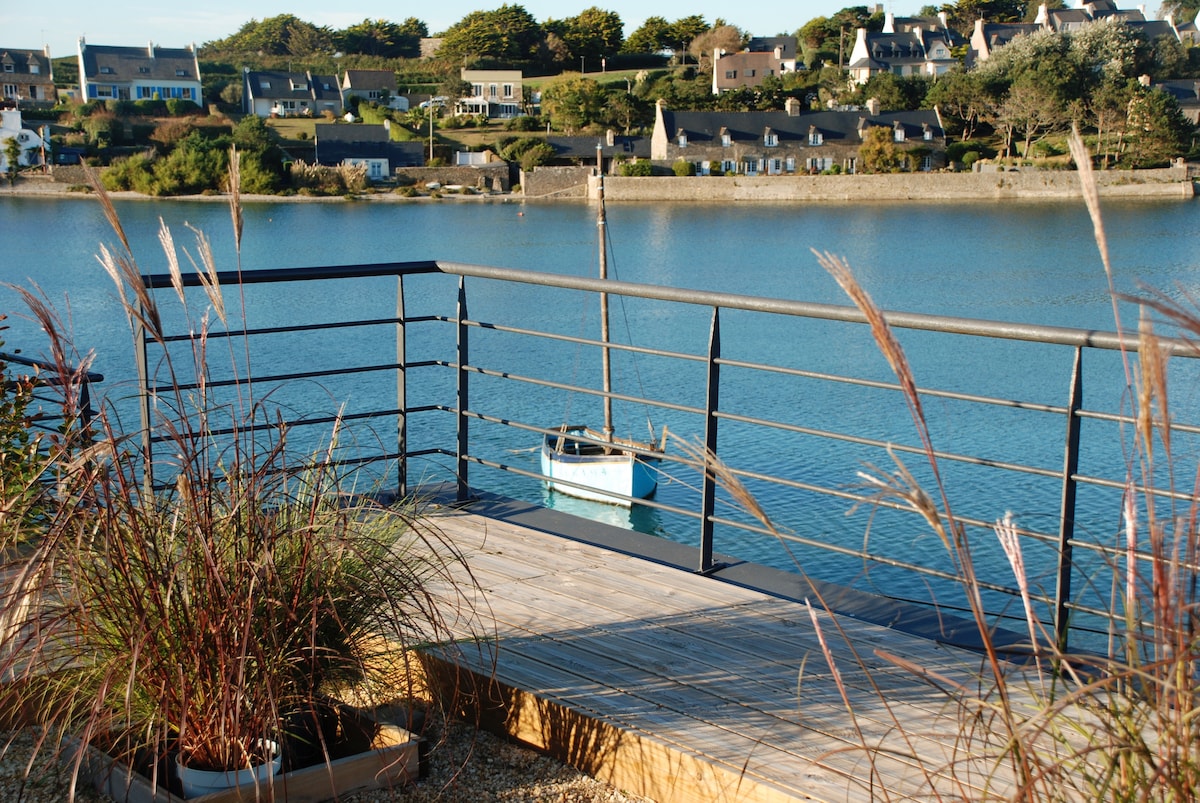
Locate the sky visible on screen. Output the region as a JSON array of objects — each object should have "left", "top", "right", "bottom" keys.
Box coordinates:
[{"left": 6, "top": 0, "right": 866, "bottom": 60}]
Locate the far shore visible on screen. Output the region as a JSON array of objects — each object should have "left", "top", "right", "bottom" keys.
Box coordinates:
[{"left": 5, "top": 166, "right": 1197, "bottom": 204}]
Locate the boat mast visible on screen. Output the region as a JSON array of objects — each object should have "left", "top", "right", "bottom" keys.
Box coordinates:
[{"left": 598, "top": 176, "right": 614, "bottom": 447}]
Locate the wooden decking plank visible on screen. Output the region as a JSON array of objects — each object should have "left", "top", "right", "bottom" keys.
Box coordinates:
[{"left": 422, "top": 508, "right": 1017, "bottom": 801}]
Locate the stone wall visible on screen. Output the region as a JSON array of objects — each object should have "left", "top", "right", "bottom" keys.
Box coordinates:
[
  {"left": 521, "top": 166, "right": 594, "bottom": 199},
  {"left": 394, "top": 164, "right": 511, "bottom": 192},
  {"left": 582, "top": 167, "right": 1195, "bottom": 202}
]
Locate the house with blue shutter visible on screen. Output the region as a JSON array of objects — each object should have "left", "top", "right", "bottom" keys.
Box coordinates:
[{"left": 76, "top": 38, "right": 202, "bottom": 106}]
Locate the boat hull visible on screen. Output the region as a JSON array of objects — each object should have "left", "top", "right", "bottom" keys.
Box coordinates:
[{"left": 541, "top": 428, "right": 660, "bottom": 506}]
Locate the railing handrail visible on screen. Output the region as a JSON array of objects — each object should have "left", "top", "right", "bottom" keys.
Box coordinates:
[{"left": 142, "top": 260, "right": 1170, "bottom": 355}]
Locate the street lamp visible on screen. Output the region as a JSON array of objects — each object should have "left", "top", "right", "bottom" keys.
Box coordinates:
[{"left": 580, "top": 56, "right": 585, "bottom": 74}]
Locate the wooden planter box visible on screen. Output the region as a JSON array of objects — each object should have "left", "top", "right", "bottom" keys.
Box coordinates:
[{"left": 70, "top": 722, "right": 421, "bottom": 802}]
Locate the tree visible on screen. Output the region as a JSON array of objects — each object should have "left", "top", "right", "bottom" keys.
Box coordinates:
[
  {"left": 203, "top": 15, "right": 332, "bottom": 57},
  {"left": 665, "top": 16, "right": 710, "bottom": 56},
  {"left": 541, "top": 75, "right": 609, "bottom": 132},
  {"left": 623, "top": 16, "right": 671, "bottom": 53},
  {"left": 690, "top": 25, "right": 744, "bottom": 68},
  {"left": 1124, "top": 87, "right": 1193, "bottom": 167},
  {"left": 998, "top": 75, "right": 1066, "bottom": 157},
  {"left": 926, "top": 69, "right": 995, "bottom": 139},
  {"left": 858, "top": 124, "right": 907, "bottom": 172},
  {"left": 437, "top": 5, "right": 543, "bottom": 65},
  {"left": 3, "top": 137, "right": 24, "bottom": 185},
  {"left": 337, "top": 19, "right": 415, "bottom": 59},
  {"left": 548, "top": 7, "right": 624, "bottom": 64}
]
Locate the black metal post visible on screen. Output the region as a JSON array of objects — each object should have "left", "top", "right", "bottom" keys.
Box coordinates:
[
  {"left": 699, "top": 308, "right": 721, "bottom": 573},
  {"left": 1054, "top": 346, "right": 1083, "bottom": 653},
  {"left": 395, "top": 274, "right": 408, "bottom": 498},
  {"left": 456, "top": 277, "right": 470, "bottom": 503}
]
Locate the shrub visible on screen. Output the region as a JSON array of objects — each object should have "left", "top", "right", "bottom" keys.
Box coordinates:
[
  {"left": 620, "top": 159, "right": 652, "bottom": 176},
  {"left": 518, "top": 142, "right": 556, "bottom": 171},
  {"left": 505, "top": 115, "right": 540, "bottom": 131},
  {"left": 672, "top": 159, "right": 696, "bottom": 176}
]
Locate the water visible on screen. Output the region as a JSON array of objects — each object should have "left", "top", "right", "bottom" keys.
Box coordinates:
[{"left": 3, "top": 192, "right": 1199, "bottom": 634}]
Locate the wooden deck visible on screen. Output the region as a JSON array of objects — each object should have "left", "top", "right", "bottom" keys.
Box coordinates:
[{"left": 418, "top": 493, "right": 1021, "bottom": 803}]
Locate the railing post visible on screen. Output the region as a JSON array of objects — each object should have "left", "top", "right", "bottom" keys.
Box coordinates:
[
  {"left": 395, "top": 274, "right": 407, "bottom": 499},
  {"left": 455, "top": 277, "right": 470, "bottom": 503},
  {"left": 699, "top": 308, "right": 721, "bottom": 573},
  {"left": 1054, "top": 346, "right": 1083, "bottom": 653},
  {"left": 135, "top": 304, "right": 153, "bottom": 496}
]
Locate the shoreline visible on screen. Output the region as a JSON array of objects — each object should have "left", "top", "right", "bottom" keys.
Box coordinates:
[{"left": 5, "top": 169, "right": 1196, "bottom": 204}]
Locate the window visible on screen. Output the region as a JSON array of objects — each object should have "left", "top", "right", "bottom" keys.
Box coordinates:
[
  {"left": 4, "top": 64, "right": 15, "bottom": 73},
  {"left": 176, "top": 69, "right": 189, "bottom": 77},
  {"left": 921, "top": 154, "right": 933, "bottom": 171},
  {"left": 722, "top": 159, "right": 735, "bottom": 174},
  {"left": 923, "top": 126, "right": 933, "bottom": 141},
  {"left": 3, "top": 83, "right": 16, "bottom": 97},
  {"left": 725, "top": 70, "right": 737, "bottom": 79},
  {"left": 742, "top": 158, "right": 759, "bottom": 175},
  {"left": 894, "top": 127, "right": 905, "bottom": 142},
  {"left": 95, "top": 85, "right": 114, "bottom": 98},
  {"left": 808, "top": 130, "right": 822, "bottom": 146},
  {"left": 488, "top": 83, "right": 498, "bottom": 98},
  {"left": 100, "top": 66, "right": 114, "bottom": 74},
  {"left": 768, "top": 158, "right": 782, "bottom": 174},
  {"left": 764, "top": 132, "right": 778, "bottom": 147},
  {"left": 29, "top": 64, "right": 39, "bottom": 74},
  {"left": 785, "top": 157, "right": 795, "bottom": 172},
  {"left": 367, "top": 90, "right": 380, "bottom": 100},
  {"left": 290, "top": 80, "right": 306, "bottom": 91},
  {"left": 502, "top": 83, "right": 513, "bottom": 98},
  {"left": 747, "top": 69, "right": 756, "bottom": 77},
  {"left": 721, "top": 133, "right": 731, "bottom": 147},
  {"left": 677, "top": 130, "right": 687, "bottom": 147},
  {"left": 261, "top": 81, "right": 271, "bottom": 89},
  {"left": 472, "top": 84, "right": 483, "bottom": 96}
]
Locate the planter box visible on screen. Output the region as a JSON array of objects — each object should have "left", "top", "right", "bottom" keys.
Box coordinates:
[{"left": 71, "top": 722, "right": 420, "bottom": 802}]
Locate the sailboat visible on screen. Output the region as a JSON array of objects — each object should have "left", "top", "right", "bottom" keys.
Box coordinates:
[{"left": 540, "top": 178, "right": 665, "bottom": 506}]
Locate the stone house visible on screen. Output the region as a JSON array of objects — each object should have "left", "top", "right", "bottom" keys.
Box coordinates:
[
  {"left": 77, "top": 38, "right": 202, "bottom": 106},
  {"left": 1, "top": 47, "right": 55, "bottom": 106},
  {"left": 651, "top": 98, "right": 946, "bottom": 175},
  {"left": 711, "top": 36, "right": 799, "bottom": 94},
  {"left": 457, "top": 69, "right": 523, "bottom": 119}
]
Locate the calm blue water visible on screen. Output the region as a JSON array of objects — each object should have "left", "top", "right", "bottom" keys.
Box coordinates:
[{"left": 3, "top": 193, "right": 1199, "bottom": 631}]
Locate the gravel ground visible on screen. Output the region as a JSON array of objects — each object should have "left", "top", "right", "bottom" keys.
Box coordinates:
[{"left": 0, "top": 715, "right": 655, "bottom": 802}]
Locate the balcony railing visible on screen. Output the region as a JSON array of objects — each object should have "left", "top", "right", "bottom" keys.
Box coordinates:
[{"left": 134, "top": 260, "right": 1200, "bottom": 654}]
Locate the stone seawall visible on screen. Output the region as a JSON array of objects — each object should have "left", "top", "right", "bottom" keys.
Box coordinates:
[{"left": 586, "top": 168, "right": 1195, "bottom": 202}]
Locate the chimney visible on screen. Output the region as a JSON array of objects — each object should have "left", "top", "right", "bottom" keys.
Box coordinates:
[
  {"left": 606, "top": 128, "right": 615, "bottom": 146},
  {"left": 1138, "top": 74, "right": 1151, "bottom": 87},
  {"left": 939, "top": 11, "right": 949, "bottom": 28},
  {"left": 884, "top": 11, "right": 896, "bottom": 33},
  {"left": 148, "top": 41, "right": 155, "bottom": 58},
  {"left": 866, "top": 97, "right": 881, "bottom": 115},
  {"left": 785, "top": 97, "right": 801, "bottom": 116},
  {"left": 774, "top": 45, "right": 783, "bottom": 59}
]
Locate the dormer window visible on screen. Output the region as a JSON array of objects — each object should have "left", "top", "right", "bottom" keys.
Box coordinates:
[
  {"left": 139, "top": 67, "right": 150, "bottom": 74},
  {"left": 923, "top": 124, "right": 933, "bottom": 141},
  {"left": 261, "top": 81, "right": 271, "bottom": 89},
  {"left": 291, "top": 80, "right": 306, "bottom": 91},
  {"left": 3, "top": 64, "right": 13, "bottom": 73},
  {"left": 720, "top": 127, "right": 731, "bottom": 147},
  {"left": 893, "top": 122, "right": 905, "bottom": 142},
  {"left": 764, "top": 128, "right": 778, "bottom": 147},
  {"left": 100, "top": 66, "right": 114, "bottom": 74},
  {"left": 176, "top": 69, "right": 188, "bottom": 77},
  {"left": 808, "top": 126, "right": 822, "bottom": 146},
  {"left": 29, "top": 64, "right": 39, "bottom": 74},
  {"left": 677, "top": 130, "right": 687, "bottom": 147}
]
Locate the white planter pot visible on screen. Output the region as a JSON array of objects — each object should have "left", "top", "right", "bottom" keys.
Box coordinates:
[{"left": 176, "top": 742, "right": 281, "bottom": 799}]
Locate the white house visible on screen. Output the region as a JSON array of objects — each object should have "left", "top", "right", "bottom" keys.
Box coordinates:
[
  {"left": 1, "top": 108, "right": 47, "bottom": 172},
  {"left": 77, "top": 37, "right": 202, "bottom": 105}
]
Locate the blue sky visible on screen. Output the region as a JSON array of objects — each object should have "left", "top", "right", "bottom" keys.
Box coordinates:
[{"left": 7, "top": 0, "right": 858, "bottom": 61}]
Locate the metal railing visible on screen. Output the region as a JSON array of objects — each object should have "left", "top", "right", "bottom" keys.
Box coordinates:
[
  {"left": 134, "top": 260, "right": 1200, "bottom": 653},
  {"left": 1, "top": 350, "right": 103, "bottom": 436}
]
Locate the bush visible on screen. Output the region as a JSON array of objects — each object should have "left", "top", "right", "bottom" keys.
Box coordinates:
[
  {"left": 672, "top": 159, "right": 696, "bottom": 177},
  {"left": 620, "top": 159, "right": 652, "bottom": 177},
  {"left": 518, "top": 142, "right": 556, "bottom": 171},
  {"left": 505, "top": 115, "right": 541, "bottom": 131}
]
